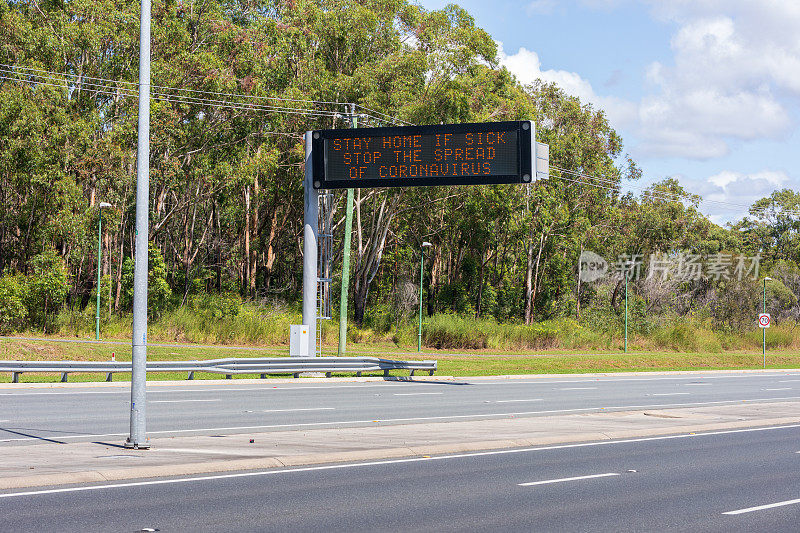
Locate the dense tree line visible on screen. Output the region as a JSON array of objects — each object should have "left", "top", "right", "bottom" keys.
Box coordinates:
[{"left": 0, "top": 0, "right": 798, "bottom": 336}]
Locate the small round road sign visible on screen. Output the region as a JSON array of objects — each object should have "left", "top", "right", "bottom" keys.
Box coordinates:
[{"left": 758, "top": 313, "right": 771, "bottom": 328}]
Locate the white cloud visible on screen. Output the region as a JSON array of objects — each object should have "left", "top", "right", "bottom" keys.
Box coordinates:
[
  {"left": 630, "top": 3, "right": 800, "bottom": 159},
  {"left": 497, "top": 42, "right": 638, "bottom": 128},
  {"left": 684, "top": 169, "right": 791, "bottom": 222},
  {"left": 511, "top": 2, "right": 800, "bottom": 161},
  {"left": 526, "top": 0, "right": 557, "bottom": 15}
]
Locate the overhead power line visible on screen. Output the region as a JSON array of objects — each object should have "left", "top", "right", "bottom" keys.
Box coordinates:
[
  {"left": 549, "top": 166, "right": 798, "bottom": 220},
  {"left": 0, "top": 64, "right": 408, "bottom": 126}
]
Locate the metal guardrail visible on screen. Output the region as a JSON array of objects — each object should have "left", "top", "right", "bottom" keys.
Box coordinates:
[{"left": 0, "top": 357, "right": 437, "bottom": 382}]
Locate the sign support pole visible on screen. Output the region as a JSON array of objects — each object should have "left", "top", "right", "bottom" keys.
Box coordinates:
[
  {"left": 126, "top": 0, "right": 151, "bottom": 449},
  {"left": 337, "top": 108, "right": 356, "bottom": 356},
  {"left": 763, "top": 278, "right": 767, "bottom": 367},
  {"left": 303, "top": 131, "right": 319, "bottom": 357}
]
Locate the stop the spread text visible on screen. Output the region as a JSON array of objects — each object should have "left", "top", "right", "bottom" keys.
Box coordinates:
[{"left": 325, "top": 130, "right": 518, "bottom": 182}]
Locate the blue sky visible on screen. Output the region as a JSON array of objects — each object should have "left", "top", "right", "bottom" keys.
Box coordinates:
[{"left": 419, "top": 0, "right": 800, "bottom": 224}]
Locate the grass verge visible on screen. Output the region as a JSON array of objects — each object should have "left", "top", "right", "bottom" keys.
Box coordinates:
[{"left": 1, "top": 337, "right": 799, "bottom": 383}]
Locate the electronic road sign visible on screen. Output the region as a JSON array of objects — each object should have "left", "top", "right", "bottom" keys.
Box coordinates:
[{"left": 311, "top": 121, "right": 534, "bottom": 189}]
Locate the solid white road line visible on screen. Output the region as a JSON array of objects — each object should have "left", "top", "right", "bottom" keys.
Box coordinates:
[
  {"left": 559, "top": 387, "right": 597, "bottom": 390},
  {"left": 685, "top": 383, "right": 712, "bottom": 386},
  {"left": 650, "top": 393, "right": 691, "bottom": 396},
  {"left": 393, "top": 392, "right": 444, "bottom": 396},
  {"left": 723, "top": 497, "right": 800, "bottom": 515},
  {"left": 5, "top": 372, "right": 800, "bottom": 396},
  {"left": 2, "top": 424, "right": 799, "bottom": 499},
  {"left": 3, "top": 397, "right": 800, "bottom": 443},
  {"left": 518, "top": 472, "right": 620, "bottom": 486},
  {"left": 778, "top": 380, "right": 800, "bottom": 383},
  {"left": 150, "top": 399, "right": 220, "bottom": 403},
  {"left": 260, "top": 408, "right": 335, "bottom": 413},
  {"left": 763, "top": 388, "right": 791, "bottom": 391},
  {"left": 494, "top": 399, "right": 543, "bottom": 403}
]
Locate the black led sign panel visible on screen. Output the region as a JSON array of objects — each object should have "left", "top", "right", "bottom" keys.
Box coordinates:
[{"left": 311, "top": 121, "right": 533, "bottom": 189}]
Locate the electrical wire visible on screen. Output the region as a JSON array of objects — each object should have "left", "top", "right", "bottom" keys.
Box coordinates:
[
  {"left": 3, "top": 65, "right": 790, "bottom": 216},
  {"left": 548, "top": 165, "right": 800, "bottom": 219},
  {"left": 1, "top": 63, "right": 407, "bottom": 126},
  {"left": 1, "top": 70, "right": 345, "bottom": 118},
  {"left": 3, "top": 63, "right": 348, "bottom": 107}
]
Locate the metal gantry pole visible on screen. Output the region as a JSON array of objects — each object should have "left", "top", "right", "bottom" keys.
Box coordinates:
[
  {"left": 126, "top": 0, "right": 151, "bottom": 449},
  {"left": 95, "top": 207, "right": 103, "bottom": 341},
  {"left": 337, "top": 107, "right": 356, "bottom": 356},
  {"left": 303, "top": 131, "right": 319, "bottom": 357}
]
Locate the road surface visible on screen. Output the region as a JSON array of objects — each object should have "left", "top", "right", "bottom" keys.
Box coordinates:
[
  {"left": 1, "top": 423, "right": 798, "bottom": 532},
  {"left": 1, "top": 371, "right": 800, "bottom": 445}
]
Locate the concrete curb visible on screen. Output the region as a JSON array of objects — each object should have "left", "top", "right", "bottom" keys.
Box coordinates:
[{"left": 4, "top": 415, "right": 799, "bottom": 490}]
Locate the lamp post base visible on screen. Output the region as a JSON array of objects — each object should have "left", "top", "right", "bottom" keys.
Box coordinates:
[{"left": 123, "top": 439, "right": 151, "bottom": 450}]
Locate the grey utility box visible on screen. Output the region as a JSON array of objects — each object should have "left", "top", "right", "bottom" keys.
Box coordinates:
[{"left": 289, "top": 325, "right": 310, "bottom": 357}]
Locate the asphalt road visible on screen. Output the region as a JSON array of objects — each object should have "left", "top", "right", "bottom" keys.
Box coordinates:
[
  {"left": 2, "top": 423, "right": 799, "bottom": 532},
  {"left": 2, "top": 371, "right": 800, "bottom": 446}
]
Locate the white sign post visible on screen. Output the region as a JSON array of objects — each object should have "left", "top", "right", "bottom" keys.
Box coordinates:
[{"left": 759, "top": 313, "right": 771, "bottom": 369}]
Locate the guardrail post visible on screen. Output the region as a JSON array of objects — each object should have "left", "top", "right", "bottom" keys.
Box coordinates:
[
  {"left": 12, "top": 372, "right": 20, "bottom": 383},
  {"left": 106, "top": 373, "right": 113, "bottom": 382},
  {"left": 60, "top": 372, "right": 68, "bottom": 382},
  {"left": 187, "top": 371, "right": 194, "bottom": 380},
  {"left": 383, "top": 369, "right": 389, "bottom": 377},
  {"left": 260, "top": 373, "right": 267, "bottom": 379},
  {"left": 226, "top": 374, "right": 232, "bottom": 379},
  {"left": 325, "top": 372, "right": 331, "bottom": 378},
  {"left": 410, "top": 369, "right": 415, "bottom": 376}
]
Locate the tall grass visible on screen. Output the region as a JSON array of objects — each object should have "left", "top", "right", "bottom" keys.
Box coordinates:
[
  {"left": 422, "top": 314, "right": 610, "bottom": 351},
  {"left": 25, "top": 299, "right": 800, "bottom": 353}
]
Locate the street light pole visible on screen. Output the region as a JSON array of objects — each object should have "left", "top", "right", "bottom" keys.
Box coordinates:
[
  {"left": 96, "top": 202, "right": 112, "bottom": 340},
  {"left": 126, "top": 0, "right": 152, "bottom": 449},
  {"left": 418, "top": 242, "right": 432, "bottom": 352}
]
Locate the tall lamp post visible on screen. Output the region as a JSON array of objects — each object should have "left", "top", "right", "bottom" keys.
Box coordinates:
[
  {"left": 96, "top": 202, "right": 112, "bottom": 340},
  {"left": 418, "top": 242, "right": 432, "bottom": 352},
  {"left": 763, "top": 276, "right": 772, "bottom": 367}
]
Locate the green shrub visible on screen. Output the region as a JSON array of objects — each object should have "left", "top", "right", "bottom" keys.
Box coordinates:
[
  {"left": 650, "top": 322, "right": 723, "bottom": 352},
  {"left": 0, "top": 274, "right": 28, "bottom": 333},
  {"left": 26, "top": 250, "right": 69, "bottom": 332},
  {"left": 120, "top": 243, "right": 172, "bottom": 317}
]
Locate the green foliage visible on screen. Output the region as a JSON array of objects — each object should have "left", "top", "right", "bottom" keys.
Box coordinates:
[
  {"left": 120, "top": 243, "right": 172, "bottom": 317},
  {"left": 0, "top": 275, "right": 28, "bottom": 334},
  {"left": 188, "top": 292, "right": 241, "bottom": 320},
  {"left": 2, "top": 0, "right": 800, "bottom": 349},
  {"left": 26, "top": 250, "right": 69, "bottom": 332},
  {"left": 650, "top": 322, "right": 723, "bottom": 353}
]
